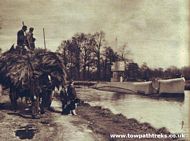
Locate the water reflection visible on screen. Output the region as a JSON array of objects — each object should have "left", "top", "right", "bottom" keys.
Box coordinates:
[
  {"left": 77, "top": 87, "right": 189, "bottom": 138},
  {"left": 111, "top": 92, "right": 126, "bottom": 101}
]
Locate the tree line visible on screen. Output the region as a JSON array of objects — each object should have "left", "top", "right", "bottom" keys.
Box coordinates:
[
  {"left": 126, "top": 62, "right": 190, "bottom": 81},
  {"left": 57, "top": 31, "right": 123, "bottom": 81},
  {"left": 1, "top": 31, "right": 189, "bottom": 82},
  {"left": 56, "top": 31, "right": 190, "bottom": 81}
]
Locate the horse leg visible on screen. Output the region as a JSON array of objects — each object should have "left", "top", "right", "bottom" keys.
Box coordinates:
[
  {"left": 9, "top": 91, "right": 18, "bottom": 111},
  {"left": 40, "top": 95, "right": 45, "bottom": 114},
  {"left": 31, "top": 96, "right": 39, "bottom": 118}
]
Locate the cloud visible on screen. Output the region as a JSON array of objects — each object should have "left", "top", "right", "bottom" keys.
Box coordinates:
[{"left": 0, "top": 0, "right": 189, "bottom": 68}]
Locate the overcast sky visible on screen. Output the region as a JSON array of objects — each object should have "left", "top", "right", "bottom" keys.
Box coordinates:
[{"left": 0, "top": 0, "right": 189, "bottom": 68}]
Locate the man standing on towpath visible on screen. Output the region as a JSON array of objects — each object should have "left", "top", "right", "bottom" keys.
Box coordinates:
[{"left": 67, "top": 80, "right": 77, "bottom": 115}]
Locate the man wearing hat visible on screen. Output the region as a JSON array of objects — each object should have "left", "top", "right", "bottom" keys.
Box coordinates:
[
  {"left": 26, "top": 27, "right": 36, "bottom": 50},
  {"left": 67, "top": 80, "right": 77, "bottom": 115},
  {"left": 17, "top": 25, "right": 27, "bottom": 47}
]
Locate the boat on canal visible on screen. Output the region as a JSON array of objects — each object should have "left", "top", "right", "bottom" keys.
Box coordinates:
[
  {"left": 94, "top": 77, "right": 185, "bottom": 98},
  {"left": 158, "top": 77, "right": 185, "bottom": 97}
]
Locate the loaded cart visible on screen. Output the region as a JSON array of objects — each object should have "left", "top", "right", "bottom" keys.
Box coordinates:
[{"left": 0, "top": 46, "right": 67, "bottom": 118}]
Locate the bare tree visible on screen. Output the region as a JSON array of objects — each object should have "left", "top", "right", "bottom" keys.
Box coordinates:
[
  {"left": 57, "top": 33, "right": 97, "bottom": 80},
  {"left": 119, "top": 43, "right": 130, "bottom": 61},
  {"left": 93, "top": 31, "right": 105, "bottom": 80}
]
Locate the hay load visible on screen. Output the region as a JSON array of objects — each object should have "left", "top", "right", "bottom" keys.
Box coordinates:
[
  {"left": 0, "top": 46, "right": 67, "bottom": 115},
  {"left": 0, "top": 47, "right": 67, "bottom": 90},
  {"left": 0, "top": 49, "right": 35, "bottom": 89}
]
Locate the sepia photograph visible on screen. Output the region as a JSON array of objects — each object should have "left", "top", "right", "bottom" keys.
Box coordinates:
[{"left": 0, "top": 0, "right": 189, "bottom": 140}]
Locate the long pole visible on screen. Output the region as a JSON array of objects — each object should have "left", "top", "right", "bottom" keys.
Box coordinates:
[
  {"left": 43, "top": 28, "right": 46, "bottom": 50},
  {"left": 22, "top": 21, "right": 31, "bottom": 49},
  {"left": 22, "top": 21, "right": 25, "bottom": 26}
]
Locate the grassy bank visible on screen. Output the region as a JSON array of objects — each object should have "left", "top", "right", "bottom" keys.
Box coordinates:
[{"left": 77, "top": 103, "right": 184, "bottom": 141}]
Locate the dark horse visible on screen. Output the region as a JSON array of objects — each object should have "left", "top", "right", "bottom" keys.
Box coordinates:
[{"left": 9, "top": 77, "right": 54, "bottom": 118}]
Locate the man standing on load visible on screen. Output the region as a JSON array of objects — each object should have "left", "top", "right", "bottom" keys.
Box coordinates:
[
  {"left": 17, "top": 25, "right": 27, "bottom": 47},
  {"left": 26, "top": 27, "right": 36, "bottom": 50}
]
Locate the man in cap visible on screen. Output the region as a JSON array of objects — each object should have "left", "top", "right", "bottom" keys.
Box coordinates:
[
  {"left": 17, "top": 25, "right": 27, "bottom": 47},
  {"left": 66, "top": 80, "right": 77, "bottom": 115},
  {"left": 26, "top": 27, "right": 36, "bottom": 50}
]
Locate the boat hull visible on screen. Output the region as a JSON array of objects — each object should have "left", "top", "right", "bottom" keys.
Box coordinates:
[{"left": 158, "top": 78, "right": 185, "bottom": 96}]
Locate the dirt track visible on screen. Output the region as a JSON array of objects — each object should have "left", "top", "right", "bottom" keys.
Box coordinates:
[
  {"left": 0, "top": 93, "right": 185, "bottom": 141},
  {"left": 0, "top": 95, "right": 100, "bottom": 141}
]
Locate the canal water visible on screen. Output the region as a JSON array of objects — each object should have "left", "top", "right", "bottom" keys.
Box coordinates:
[{"left": 77, "top": 87, "right": 190, "bottom": 138}]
